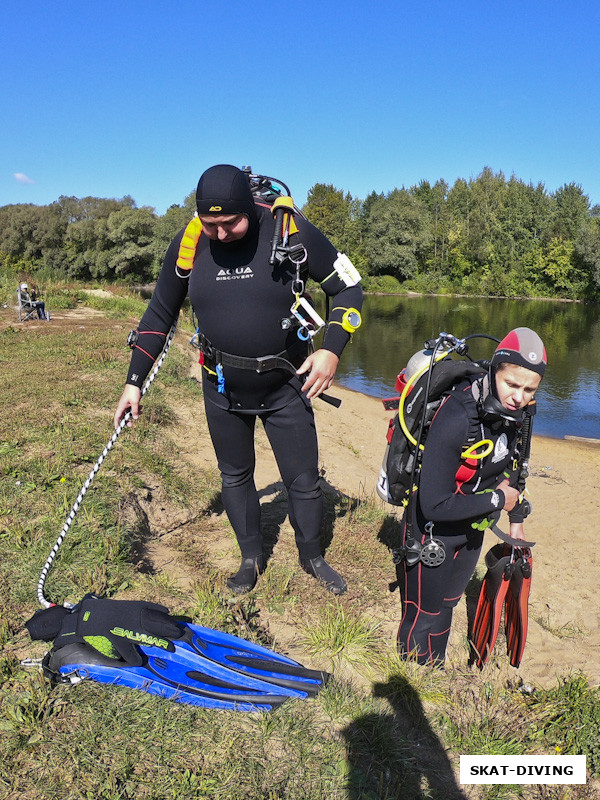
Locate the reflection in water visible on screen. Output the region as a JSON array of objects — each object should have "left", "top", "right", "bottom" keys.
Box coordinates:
[{"left": 316, "top": 294, "right": 600, "bottom": 440}]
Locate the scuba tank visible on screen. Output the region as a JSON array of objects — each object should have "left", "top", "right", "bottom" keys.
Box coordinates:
[{"left": 376, "top": 346, "right": 436, "bottom": 505}]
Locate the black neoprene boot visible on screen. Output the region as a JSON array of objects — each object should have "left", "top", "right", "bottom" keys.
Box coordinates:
[
  {"left": 300, "top": 556, "right": 347, "bottom": 595},
  {"left": 227, "top": 556, "right": 264, "bottom": 595}
]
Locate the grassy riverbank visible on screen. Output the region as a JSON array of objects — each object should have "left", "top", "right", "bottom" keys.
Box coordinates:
[{"left": 1, "top": 285, "right": 599, "bottom": 799}]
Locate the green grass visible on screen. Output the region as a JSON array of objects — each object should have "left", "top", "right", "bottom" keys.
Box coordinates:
[
  {"left": 522, "top": 674, "right": 600, "bottom": 773},
  {"left": 1, "top": 288, "right": 599, "bottom": 799},
  {"left": 300, "top": 602, "right": 382, "bottom": 667}
]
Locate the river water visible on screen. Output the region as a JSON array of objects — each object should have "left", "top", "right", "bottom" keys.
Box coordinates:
[{"left": 316, "top": 294, "right": 600, "bottom": 441}]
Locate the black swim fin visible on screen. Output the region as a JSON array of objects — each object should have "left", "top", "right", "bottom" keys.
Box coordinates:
[{"left": 27, "top": 597, "right": 330, "bottom": 711}]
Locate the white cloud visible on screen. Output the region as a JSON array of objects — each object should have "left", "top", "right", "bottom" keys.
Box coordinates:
[{"left": 13, "top": 172, "right": 35, "bottom": 184}]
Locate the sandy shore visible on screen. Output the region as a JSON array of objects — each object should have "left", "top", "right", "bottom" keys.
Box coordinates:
[{"left": 185, "top": 347, "right": 600, "bottom": 688}]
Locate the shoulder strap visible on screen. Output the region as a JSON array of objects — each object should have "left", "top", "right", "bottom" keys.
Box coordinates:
[{"left": 515, "top": 401, "right": 535, "bottom": 491}]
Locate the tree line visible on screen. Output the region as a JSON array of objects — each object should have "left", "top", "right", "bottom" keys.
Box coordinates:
[
  {"left": 1, "top": 167, "right": 599, "bottom": 299},
  {"left": 303, "top": 168, "right": 600, "bottom": 300}
]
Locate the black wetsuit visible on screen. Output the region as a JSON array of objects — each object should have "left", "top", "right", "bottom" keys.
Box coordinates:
[
  {"left": 125, "top": 201, "right": 362, "bottom": 561},
  {"left": 397, "top": 379, "right": 524, "bottom": 665}
]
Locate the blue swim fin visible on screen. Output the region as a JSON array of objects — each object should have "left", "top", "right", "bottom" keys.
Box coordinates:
[
  {"left": 175, "top": 622, "right": 328, "bottom": 697},
  {"left": 30, "top": 597, "right": 330, "bottom": 711},
  {"left": 43, "top": 637, "right": 320, "bottom": 712}
]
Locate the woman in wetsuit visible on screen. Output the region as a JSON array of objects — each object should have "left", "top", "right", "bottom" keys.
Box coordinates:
[
  {"left": 397, "top": 328, "right": 546, "bottom": 665},
  {"left": 114, "top": 165, "right": 363, "bottom": 595}
]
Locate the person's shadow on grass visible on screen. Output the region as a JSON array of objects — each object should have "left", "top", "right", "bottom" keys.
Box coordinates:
[{"left": 342, "top": 673, "right": 468, "bottom": 800}]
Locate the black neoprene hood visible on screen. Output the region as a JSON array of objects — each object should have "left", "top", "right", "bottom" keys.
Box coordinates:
[{"left": 196, "top": 164, "right": 257, "bottom": 221}]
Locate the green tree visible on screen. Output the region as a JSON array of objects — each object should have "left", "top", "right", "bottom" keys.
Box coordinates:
[
  {"left": 151, "top": 192, "right": 196, "bottom": 276},
  {"left": 364, "top": 189, "right": 430, "bottom": 279},
  {"left": 64, "top": 197, "right": 156, "bottom": 281},
  {"left": 105, "top": 207, "right": 157, "bottom": 281},
  {"left": 445, "top": 179, "right": 475, "bottom": 287},
  {"left": 574, "top": 215, "right": 600, "bottom": 296},
  {"left": 411, "top": 179, "right": 450, "bottom": 269},
  {"left": 0, "top": 204, "right": 46, "bottom": 262},
  {"left": 464, "top": 167, "right": 507, "bottom": 267},
  {"left": 543, "top": 238, "right": 577, "bottom": 294},
  {"left": 303, "top": 184, "right": 357, "bottom": 254},
  {"left": 552, "top": 183, "right": 589, "bottom": 240},
  {"left": 447, "top": 178, "right": 472, "bottom": 238},
  {"left": 303, "top": 184, "right": 346, "bottom": 240}
]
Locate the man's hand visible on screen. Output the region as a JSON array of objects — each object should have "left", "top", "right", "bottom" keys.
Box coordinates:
[
  {"left": 296, "top": 349, "right": 339, "bottom": 400},
  {"left": 114, "top": 385, "right": 142, "bottom": 430}
]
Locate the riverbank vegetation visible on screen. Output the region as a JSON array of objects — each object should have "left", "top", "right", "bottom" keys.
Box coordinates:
[
  {"left": 1, "top": 167, "right": 599, "bottom": 301},
  {"left": 304, "top": 169, "right": 600, "bottom": 301}
]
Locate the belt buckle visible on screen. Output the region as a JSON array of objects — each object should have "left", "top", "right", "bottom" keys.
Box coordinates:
[{"left": 255, "top": 356, "right": 271, "bottom": 373}]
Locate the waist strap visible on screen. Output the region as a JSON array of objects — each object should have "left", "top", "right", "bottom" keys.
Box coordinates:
[
  {"left": 193, "top": 332, "right": 302, "bottom": 374},
  {"left": 192, "top": 332, "right": 341, "bottom": 408}
]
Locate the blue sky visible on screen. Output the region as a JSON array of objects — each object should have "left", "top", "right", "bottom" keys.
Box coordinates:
[{"left": 2, "top": 1, "right": 599, "bottom": 215}]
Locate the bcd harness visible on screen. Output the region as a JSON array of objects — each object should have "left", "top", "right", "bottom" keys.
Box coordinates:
[
  {"left": 174, "top": 197, "right": 303, "bottom": 275},
  {"left": 376, "top": 332, "right": 535, "bottom": 569}
]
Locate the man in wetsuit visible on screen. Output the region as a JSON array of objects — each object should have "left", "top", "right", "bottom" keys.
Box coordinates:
[{"left": 114, "top": 165, "right": 363, "bottom": 595}]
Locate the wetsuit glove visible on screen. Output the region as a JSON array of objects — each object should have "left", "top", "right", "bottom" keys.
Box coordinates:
[
  {"left": 25, "top": 605, "right": 71, "bottom": 642},
  {"left": 49, "top": 596, "right": 184, "bottom": 666}
]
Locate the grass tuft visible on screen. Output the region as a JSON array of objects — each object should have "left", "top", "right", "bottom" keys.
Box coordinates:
[{"left": 300, "top": 602, "right": 382, "bottom": 668}]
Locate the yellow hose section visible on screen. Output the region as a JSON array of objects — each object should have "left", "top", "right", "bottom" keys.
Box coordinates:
[
  {"left": 462, "top": 440, "right": 494, "bottom": 459},
  {"left": 176, "top": 217, "right": 203, "bottom": 271},
  {"left": 398, "top": 354, "right": 450, "bottom": 448}
]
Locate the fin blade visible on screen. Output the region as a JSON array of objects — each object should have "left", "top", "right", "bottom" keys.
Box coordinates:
[
  {"left": 472, "top": 544, "right": 513, "bottom": 668},
  {"left": 504, "top": 549, "right": 532, "bottom": 668},
  {"left": 43, "top": 622, "right": 330, "bottom": 708},
  {"left": 180, "top": 623, "right": 330, "bottom": 695},
  {"left": 45, "top": 643, "right": 298, "bottom": 711},
  {"left": 144, "top": 647, "right": 312, "bottom": 699}
]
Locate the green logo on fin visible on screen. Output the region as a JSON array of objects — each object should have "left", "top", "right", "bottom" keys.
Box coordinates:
[{"left": 110, "top": 627, "right": 170, "bottom": 650}]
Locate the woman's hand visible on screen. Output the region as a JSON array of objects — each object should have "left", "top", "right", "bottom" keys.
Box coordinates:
[
  {"left": 508, "top": 522, "right": 526, "bottom": 541},
  {"left": 296, "top": 349, "right": 339, "bottom": 400},
  {"left": 113, "top": 385, "right": 142, "bottom": 430},
  {"left": 498, "top": 478, "right": 520, "bottom": 512}
]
